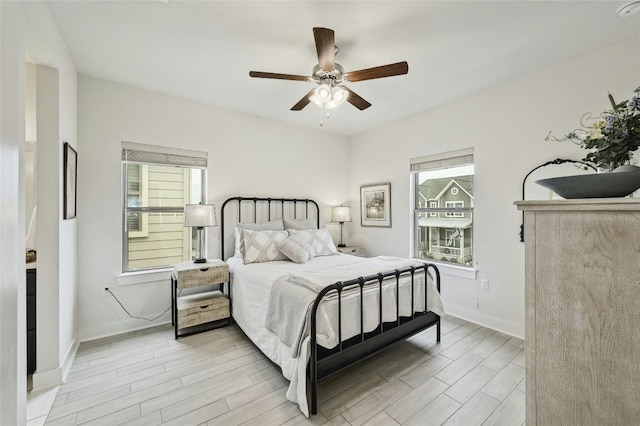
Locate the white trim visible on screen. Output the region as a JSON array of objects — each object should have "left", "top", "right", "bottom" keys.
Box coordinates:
[
  {"left": 31, "top": 367, "right": 62, "bottom": 393},
  {"left": 444, "top": 308, "right": 524, "bottom": 340},
  {"left": 116, "top": 268, "right": 172, "bottom": 286},
  {"left": 417, "top": 259, "right": 477, "bottom": 280},
  {"left": 61, "top": 337, "right": 79, "bottom": 383},
  {"left": 78, "top": 319, "right": 171, "bottom": 343}
]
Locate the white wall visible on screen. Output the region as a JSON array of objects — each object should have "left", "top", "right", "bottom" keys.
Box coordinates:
[
  {"left": 349, "top": 35, "right": 640, "bottom": 338},
  {"left": 0, "top": 1, "right": 78, "bottom": 421},
  {"left": 1, "top": 3, "right": 28, "bottom": 424},
  {"left": 77, "top": 76, "right": 350, "bottom": 340},
  {"left": 25, "top": 2, "right": 79, "bottom": 391}
]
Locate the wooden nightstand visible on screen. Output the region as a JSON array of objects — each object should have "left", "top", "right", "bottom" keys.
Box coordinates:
[
  {"left": 336, "top": 246, "right": 365, "bottom": 257},
  {"left": 171, "top": 259, "right": 230, "bottom": 339}
]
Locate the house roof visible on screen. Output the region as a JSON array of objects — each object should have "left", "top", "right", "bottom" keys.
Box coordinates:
[{"left": 419, "top": 177, "right": 473, "bottom": 201}]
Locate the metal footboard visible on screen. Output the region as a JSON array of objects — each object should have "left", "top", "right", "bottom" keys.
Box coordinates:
[
  {"left": 219, "top": 196, "right": 442, "bottom": 416},
  {"left": 307, "top": 263, "right": 441, "bottom": 414}
]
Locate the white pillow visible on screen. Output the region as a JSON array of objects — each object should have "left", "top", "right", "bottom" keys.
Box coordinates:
[
  {"left": 287, "top": 228, "right": 338, "bottom": 257},
  {"left": 277, "top": 234, "right": 317, "bottom": 264},
  {"left": 283, "top": 217, "right": 318, "bottom": 230},
  {"left": 240, "top": 229, "right": 288, "bottom": 264},
  {"left": 234, "top": 219, "right": 285, "bottom": 257}
]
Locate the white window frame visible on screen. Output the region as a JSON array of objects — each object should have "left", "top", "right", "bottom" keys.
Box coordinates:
[
  {"left": 121, "top": 142, "right": 207, "bottom": 273},
  {"left": 410, "top": 148, "right": 475, "bottom": 276}
]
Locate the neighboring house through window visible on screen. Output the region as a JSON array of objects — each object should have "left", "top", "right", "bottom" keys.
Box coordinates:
[
  {"left": 411, "top": 148, "right": 474, "bottom": 267},
  {"left": 122, "top": 142, "right": 207, "bottom": 272}
]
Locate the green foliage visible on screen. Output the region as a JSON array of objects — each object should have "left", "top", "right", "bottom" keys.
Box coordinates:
[{"left": 547, "top": 87, "right": 640, "bottom": 171}]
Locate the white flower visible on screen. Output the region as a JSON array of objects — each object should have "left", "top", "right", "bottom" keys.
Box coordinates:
[{"left": 588, "top": 127, "right": 604, "bottom": 140}]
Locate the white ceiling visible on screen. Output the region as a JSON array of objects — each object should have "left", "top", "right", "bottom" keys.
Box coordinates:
[{"left": 45, "top": 1, "right": 640, "bottom": 136}]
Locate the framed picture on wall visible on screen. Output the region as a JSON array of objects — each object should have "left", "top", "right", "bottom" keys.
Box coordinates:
[
  {"left": 360, "top": 182, "right": 391, "bottom": 227},
  {"left": 63, "top": 142, "right": 77, "bottom": 219}
]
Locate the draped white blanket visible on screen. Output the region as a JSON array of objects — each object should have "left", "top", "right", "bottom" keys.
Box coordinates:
[
  {"left": 265, "top": 256, "right": 444, "bottom": 358},
  {"left": 228, "top": 254, "right": 445, "bottom": 417}
]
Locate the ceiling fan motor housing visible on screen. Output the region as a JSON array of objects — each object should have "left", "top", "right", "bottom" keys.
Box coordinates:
[{"left": 312, "top": 63, "right": 344, "bottom": 84}]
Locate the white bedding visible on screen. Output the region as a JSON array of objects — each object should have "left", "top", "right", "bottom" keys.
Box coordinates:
[{"left": 228, "top": 254, "right": 444, "bottom": 416}]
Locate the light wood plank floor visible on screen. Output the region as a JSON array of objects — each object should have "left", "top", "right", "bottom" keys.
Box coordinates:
[{"left": 35, "top": 315, "right": 525, "bottom": 425}]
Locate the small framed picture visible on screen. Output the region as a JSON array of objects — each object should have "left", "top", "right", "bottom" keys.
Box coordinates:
[
  {"left": 63, "top": 142, "right": 77, "bottom": 219},
  {"left": 360, "top": 182, "right": 391, "bottom": 227}
]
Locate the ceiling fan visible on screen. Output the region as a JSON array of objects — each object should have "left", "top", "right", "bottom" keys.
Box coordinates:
[{"left": 249, "top": 27, "right": 408, "bottom": 112}]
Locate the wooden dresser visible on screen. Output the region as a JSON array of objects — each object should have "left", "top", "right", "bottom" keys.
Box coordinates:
[{"left": 516, "top": 199, "right": 640, "bottom": 425}]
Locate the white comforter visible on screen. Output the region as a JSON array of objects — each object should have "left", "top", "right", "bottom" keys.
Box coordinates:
[
  {"left": 228, "top": 254, "right": 444, "bottom": 416},
  {"left": 265, "top": 255, "right": 443, "bottom": 358}
]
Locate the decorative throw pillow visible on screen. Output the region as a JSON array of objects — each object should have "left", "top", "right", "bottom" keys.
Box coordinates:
[
  {"left": 277, "top": 234, "right": 317, "bottom": 264},
  {"left": 288, "top": 228, "right": 338, "bottom": 257},
  {"left": 283, "top": 217, "right": 318, "bottom": 230},
  {"left": 234, "top": 219, "right": 285, "bottom": 257},
  {"left": 240, "top": 229, "right": 288, "bottom": 264}
]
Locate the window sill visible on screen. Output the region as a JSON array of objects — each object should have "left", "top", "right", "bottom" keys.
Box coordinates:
[
  {"left": 414, "top": 259, "right": 477, "bottom": 280},
  {"left": 116, "top": 268, "right": 172, "bottom": 286}
]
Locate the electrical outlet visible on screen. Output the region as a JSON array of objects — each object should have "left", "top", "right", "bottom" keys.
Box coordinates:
[
  {"left": 103, "top": 286, "right": 111, "bottom": 296},
  {"left": 480, "top": 279, "right": 489, "bottom": 290}
]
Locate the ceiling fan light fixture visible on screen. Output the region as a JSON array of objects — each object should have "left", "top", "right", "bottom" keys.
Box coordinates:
[
  {"left": 310, "top": 83, "right": 349, "bottom": 110},
  {"left": 317, "top": 84, "right": 331, "bottom": 100},
  {"left": 310, "top": 83, "right": 333, "bottom": 107},
  {"left": 332, "top": 86, "right": 348, "bottom": 103}
]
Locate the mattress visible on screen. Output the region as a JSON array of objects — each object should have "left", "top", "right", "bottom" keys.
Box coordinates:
[{"left": 227, "top": 254, "right": 443, "bottom": 416}]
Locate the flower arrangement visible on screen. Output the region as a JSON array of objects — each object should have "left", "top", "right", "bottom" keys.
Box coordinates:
[{"left": 546, "top": 86, "right": 640, "bottom": 172}]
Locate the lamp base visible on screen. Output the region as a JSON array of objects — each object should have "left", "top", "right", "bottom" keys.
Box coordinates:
[
  {"left": 337, "top": 243, "right": 346, "bottom": 248},
  {"left": 193, "top": 258, "right": 207, "bottom": 264}
]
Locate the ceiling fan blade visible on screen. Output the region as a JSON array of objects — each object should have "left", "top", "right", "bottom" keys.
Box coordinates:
[
  {"left": 249, "top": 71, "right": 310, "bottom": 82},
  {"left": 313, "top": 27, "right": 335, "bottom": 72},
  {"left": 344, "top": 61, "right": 409, "bottom": 82},
  {"left": 290, "top": 89, "right": 316, "bottom": 111},
  {"left": 344, "top": 87, "right": 371, "bottom": 110}
]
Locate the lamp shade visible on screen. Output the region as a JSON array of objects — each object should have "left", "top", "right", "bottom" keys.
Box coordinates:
[
  {"left": 184, "top": 204, "right": 216, "bottom": 228},
  {"left": 331, "top": 205, "right": 352, "bottom": 223}
]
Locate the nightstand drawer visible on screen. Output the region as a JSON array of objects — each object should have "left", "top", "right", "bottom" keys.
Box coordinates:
[
  {"left": 177, "top": 290, "right": 229, "bottom": 329},
  {"left": 337, "top": 246, "right": 365, "bottom": 257},
  {"left": 174, "top": 261, "right": 229, "bottom": 289}
]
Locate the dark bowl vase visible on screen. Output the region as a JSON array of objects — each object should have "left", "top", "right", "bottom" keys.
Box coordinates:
[{"left": 535, "top": 165, "right": 640, "bottom": 199}]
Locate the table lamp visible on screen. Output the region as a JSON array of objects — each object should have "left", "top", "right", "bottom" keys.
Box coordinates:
[
  {"left": 184, "top": 203, "right": 216, "bottom": 263},
  {"left": 331, "top": 205, "right": 352, "bottom": 248}
]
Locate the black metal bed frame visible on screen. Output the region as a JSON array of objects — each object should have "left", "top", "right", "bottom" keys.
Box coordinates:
[{"left": 220, "top": 196, "right": 441, "bottom": 415}]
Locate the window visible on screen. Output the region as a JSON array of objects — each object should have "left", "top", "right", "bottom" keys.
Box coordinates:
[
  {"left": 411, "top": 148, "right": 474, "bottom": 267},
  {"left": 429, "top": 201, "right": 438, "bottom": 217},
  {"left": 122, "top": 142, "right": 207, "bottom": 272},
  {"left": 445, "top": 201, "right": 464, "bottom": 217}
]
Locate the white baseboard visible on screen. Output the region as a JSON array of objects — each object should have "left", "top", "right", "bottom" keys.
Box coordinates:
[
  {"left": 31, "top": 333, "right": 80, "bottom": 392},
  {"left": 61, "top": 336, "right": 79, "bottom": 383},
  {"left": 444, "top": 304, "right": 524, "bottom": 339},
  {"left": 78, "top": 316, "right": 171, "bottom": 343},
  {"left": 31, "top": 367, "right": 62, "bottom": 393}
]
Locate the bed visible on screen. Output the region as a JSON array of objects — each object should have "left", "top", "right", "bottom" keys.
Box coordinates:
[{"left": 220, "top": 196, "right": 443, "bottom": 416}]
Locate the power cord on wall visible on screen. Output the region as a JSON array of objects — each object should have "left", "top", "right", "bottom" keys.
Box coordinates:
[{"left": 104, "top": 288, "right": 171, "bottom": 322}]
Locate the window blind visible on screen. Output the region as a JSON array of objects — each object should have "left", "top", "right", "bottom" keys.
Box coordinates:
[
  {"left": 121, "top": 141, "right": 207, "bottom": 167},
  {"left": 410, "top": 147, "right": 474, "bottom": 172}
]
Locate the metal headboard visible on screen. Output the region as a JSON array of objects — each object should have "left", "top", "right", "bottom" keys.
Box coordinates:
[{"left": 220, "top": 196, "right": 320, "bottom": 260}]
